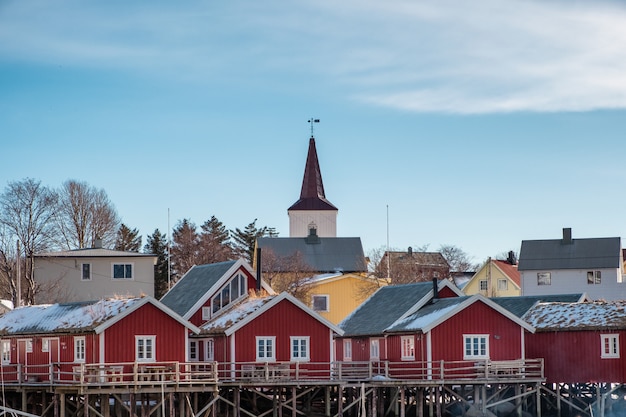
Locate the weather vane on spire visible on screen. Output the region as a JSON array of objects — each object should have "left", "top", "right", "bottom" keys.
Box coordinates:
[{"left": 308, "top": 118, "right": 320, "bottom": 137}]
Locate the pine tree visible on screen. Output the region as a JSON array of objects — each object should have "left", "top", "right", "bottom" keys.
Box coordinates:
[
  {"left": 114, "top": 224, "right": 141, "bottom": 252},
  {"left": 199, "top": 216, "right": 234, "bottom": 264},
  {"left": 144, "top": 228, "right": 169, "bottom": 299},
  {"left": 231, "top": 219, "right": 278, "bottom": 263},
  {"left": 170, "top": 219, "right": 199, "bottom": 280}
]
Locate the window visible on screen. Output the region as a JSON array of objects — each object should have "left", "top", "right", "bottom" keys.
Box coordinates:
[
  {"left": 189, "top": 341, "right": 198, "bottom": 361},
  {"left": 42, "top": 338, "right": 49, "bottom": 352},
  {"left": 81, "top": 263, "right": 92, "bottom": 280},
  {"left": 588, "top": 271, "right": 602, "bottom": 285},
  {"left": 74, "top": 337, "right": 85, "bottom": 363},
  {"left": 256, "top": 337, "right": 275, "bottom": 362},
  {"left": 343, "top": 339, "right": 352, "bottom": 361},
  {"left": 537, "top": 272, "right": 551, "bottom": 286},
  {"left": 206, "top": 339, "right": 214, "bottom": 361},
  {"left": 211, "top": 273, "right": 248, "bottom": 316},
  {"left": 312, "top": 295, "right": 329, "bottom": 312},
  {"left": 479, "top": 280, "right": 488, "bottom": 291},
  {"left": 26, "top": 340, "right": 33, "bottom": 353},
  {"left": 290, "top": 337, "right": 310, "bottom": 361},
  {"left": 401, "top": 336, "right": 415, "bottom": 360},
  {"left": 497, "top": 279, "right": 508, "bottom": 291},
  {"left": 1, "top": 340, "right": 11, "bottom": 365},
  {"left": 370, "top": 339, "right": 380, "bottom": 359},
  {"left": 202, "top": 307, "right": 211, "bottom": 320},
  {"left": 601, "top": 334, "right": 619, "bottom": 358},
  {"left": 136, "top": 336, "right": 155, "bottom": 361},
  {"left": 113, "top": 263, "right": 133, "bottom": 279},
  {"left": 464, "top": 335, "right": 489, "bottom": 359}
]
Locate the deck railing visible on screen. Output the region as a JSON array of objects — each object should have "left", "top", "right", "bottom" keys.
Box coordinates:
[{"left": 0, "top": 358, "right": 543, "bottom": 387}]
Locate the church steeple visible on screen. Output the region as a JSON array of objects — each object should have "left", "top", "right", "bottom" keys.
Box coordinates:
[
  {"left": 288, "top": 137, "right": 337, "bottom": 212},
  {"left": 288, "top": 135, "right": 338, "bottom": 238}
]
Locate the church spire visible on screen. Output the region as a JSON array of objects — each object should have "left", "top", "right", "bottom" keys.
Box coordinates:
[{"left": 288, "top": 136, "right": 337, "bottom": 211}]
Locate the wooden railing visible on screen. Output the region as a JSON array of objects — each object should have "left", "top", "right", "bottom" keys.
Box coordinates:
[{"left": 0, "top": 358, "right": 543, "bottom": 386}]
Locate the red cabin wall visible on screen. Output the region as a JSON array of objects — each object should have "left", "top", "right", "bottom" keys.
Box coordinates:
[
  {"left": 104, "top": 303, "right": 188, "bottom": 363},
  {"left": 233, "top": 299, "right": 332, "bottom": 363},
  {"left": 437, "top": 286, "right": 458, "bottom": 298},
  {"left": 526, "top": 330, "right": 626, "bottom": 383},
  {"left": 430, "top": 301, "right": 523, "bottom": 362}
]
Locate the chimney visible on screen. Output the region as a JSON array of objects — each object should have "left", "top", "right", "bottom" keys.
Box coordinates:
[
  {"left": 562, "top": 228, "right": 572, "bottom": 244},
  {"left": 408, "top": 246, "right": 413, "bottom": 256},
  {"left": 256, "top": 247, "right": 262, "bottom": 292},
  {"left": 432, "top": 278, "right": 438, "bottom": 299},
  {"left": 94, "top": 237, "right": 103, "bottom": 249},
  {"left": 507, "top": 251, "right": 516, "bottom": 265}
]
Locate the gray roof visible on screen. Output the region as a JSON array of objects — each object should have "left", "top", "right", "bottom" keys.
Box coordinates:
[
  {"left": 490, "top": 294, "right": 586, "bottom": 317},
  {"left": 257, "top": 237, "right": 367, "bottom": 273},
  {"left": 160, "top": 260, "right": 237, "bottom": 317},
  {"left": 518, "top": 237, "right": 621, "bottom": 271},
  {"left": 35, "top": 248, "right": 156, "bottom": 258},
  {"left": 339, "top": 282, "right": 435, "bottom": 336},
  {"left": 385, "top": 296, "right": 469, "bottom": 333}
]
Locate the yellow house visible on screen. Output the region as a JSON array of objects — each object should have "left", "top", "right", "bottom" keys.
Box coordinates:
[
  {"left": 463, "top": 258, "right": 521, "bottom": 297},
  {"left": 308, "top": 273, "right": 388, "bottom": 324}
]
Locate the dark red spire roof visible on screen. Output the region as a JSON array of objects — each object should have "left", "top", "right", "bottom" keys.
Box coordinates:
[{"left": 288, "top": 137, "right": 338, "bottom": 211}]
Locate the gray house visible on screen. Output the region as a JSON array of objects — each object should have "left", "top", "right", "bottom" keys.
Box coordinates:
[{"left": 518, "top": 228, "right": 625, "bottom": 300}]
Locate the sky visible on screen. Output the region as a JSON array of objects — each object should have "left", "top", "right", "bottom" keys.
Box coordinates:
[{"left": 2, "top": 0, "right": 626, "bottom": 265}]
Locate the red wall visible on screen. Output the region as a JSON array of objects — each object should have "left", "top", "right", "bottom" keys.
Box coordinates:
[
  {"left": 430, "top": 301, "right": 523, "bottom": 362},
  {"left": 526, "top": 330, "right": 626, "bottom": 383},
  {"left": 104, "top": 302, "right": 187, "bottom": 363},
  {"left": 233, "top": 299, "right": 332, "bottom": 363}
]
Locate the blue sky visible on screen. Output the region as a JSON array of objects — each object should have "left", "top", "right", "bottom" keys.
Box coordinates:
[{"left": 2, "top": 0, "right": 626, "bottom": 264}]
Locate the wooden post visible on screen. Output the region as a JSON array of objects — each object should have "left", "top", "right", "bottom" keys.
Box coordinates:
[
  {"left": 417, "top": 388, "right": 424, "bottom": 417},
  {"left": 59, "top": 394, "right": 66, "bottom": 417},
  {"left": 102, "top": 394, "right": 110, "bottom": 417},
  {"left": 338, "top": 386, "right": 344, "bottom": 417},
  {"left": 400, "top": 387, "right": 405, "bottom": 417},
  {"left": 129, "top": 393, "right": 135, "bottom": 417},
  {"left": 325, "top": 386, "right": 331, "bottom": 417}
]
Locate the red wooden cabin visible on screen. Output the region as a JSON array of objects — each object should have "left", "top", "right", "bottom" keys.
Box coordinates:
[
  {"left": 524, "top": 301, "right": 626, "bottom": 383},
  {"left": 0, "top": 296, "right": 199, "bottom": 383},
  {"left": 338, "top": 280, "right": 538, "bottom": 380},
  {"left": 196, "top": 292, "right": 343, "bottom": 381}
]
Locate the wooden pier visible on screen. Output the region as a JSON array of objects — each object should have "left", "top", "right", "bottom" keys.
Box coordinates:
[{"left": 0, "top": 358, "right": 617, "bottom": 417}]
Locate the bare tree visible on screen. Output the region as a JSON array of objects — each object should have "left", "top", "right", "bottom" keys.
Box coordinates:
[
  {"left": 438, "top": 244, "right": 478, "bottom": 273},
  {"left": 56, "top": 179, "right": 120, "bottom": 249},
  {"left": 260, "top": 249, "right": 316, "bottom": 303},
  {"left": 0, "top": 178, "right": 58, "bottom": 305}
]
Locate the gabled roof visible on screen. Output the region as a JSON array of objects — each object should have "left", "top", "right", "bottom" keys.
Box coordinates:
[
  {"left": 385, "top": 294, "right": 535, "bottom": 334},
  {"left": 518, "top": 235, "right": 621, "bottom": 271},
  {"left": 523, "top": 300, "right": 626, "bottom": 331},
  {"left": 257, "top": 237, "right": 367, "bottom": 273},
  {"left": 288, "top": 137, "right": 337, "bottom": 212},
  {"left": 490, "top": 294, "right": 588, "bottom": 318},
  {"left": 0, "top": 296, "right": 199, "bottom": 336},
  {"left": 35, "top": 248, "right": 156, "bottom": 259},
  {"left": 493, "top": 260, "right": 520, "bottom": 287},
  {"left": 200, "top": 292, "right": 343, "bottom": 336},
  {"left": 339, "top": 280, "right": 462, "bottom": 337},
  {"left": 160, "top": 259, "right": 272, "bottom": 319},
  {"left": 382, "top": 251, "right": 450, "bottom": 269}
]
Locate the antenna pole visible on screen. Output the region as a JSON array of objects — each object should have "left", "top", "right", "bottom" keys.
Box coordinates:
[
  {"left": 307, "top": 118, "right": 320, "bottom": 137},
  {"left": 386, "top": 205, "right": 390, "bottom": 280}
]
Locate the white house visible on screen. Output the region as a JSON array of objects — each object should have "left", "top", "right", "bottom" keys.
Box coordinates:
[
  {"left": 518, "top": 228, "right": 625, "bottom": 301},
  {"left": 34, "top": 241, "right": 157, "bottom": 303}
]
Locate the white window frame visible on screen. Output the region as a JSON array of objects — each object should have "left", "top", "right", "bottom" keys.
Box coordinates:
[
  {"left": 601, "top": 334, "right": 619, "bottom": 359},
  {"left": 189, "top": 340, "right": 198, "bottom": 362},
  {"left": 136, "top": 336, "right": 156, "bottom": 362},
  {"left": 206, "top": 339, "right": 215, "bottom": 361},
  {"left": 256, "top": 336, "right": 275, "bottom": 362},
  {"left": 401, "top": 336, "right": 415, "bottom": 360},
  {"left": 464, "top": 334, "right": 489, "bottom": 360},
  {"left": 74, "top": 336, "right": 86, "bottom": 363},
  {"left": 211, "top": 273, "right": 248, "bottom": 317},
  {"left": 112, "top": 263, "right": 134, "bottom": 279},
  {"left": 1, "top": 340, "right": 11, "bottom": 365},
  {"left": 26, "top": 340, "right": 33, "bottom": 353},
  {"left": 479, "top": 280, "right": 488, "bottom": 291},
  {"left": 290, "top": 336, "right": 310, "bottom": 362},
  {"left": 312, "top": 294, "right": 329, "bottom": 312},
  {"left": 497, "top": 279, "right": 508, "bottom": 291},
  {"left": 81, "top": 263, "right": 92, "bottom": 281},
  {"left": 343, "top": 339, "right": 352, "bottom": 361},
  {"left": 370, "top": 339, "right": 380, "bottom": 360},
  {"left": 537, "top": 272, "right": 551, "bottom": 286},
  {"left": 42, "top": 338, "right": 49, "bottom": 353},
  {"left": 588, "top": 270, "right": 602, "bottom": 285}
]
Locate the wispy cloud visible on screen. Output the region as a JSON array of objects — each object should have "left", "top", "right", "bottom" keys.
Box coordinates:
[{"left": 2, "top": 0, "right": 626, "bottom": 113}]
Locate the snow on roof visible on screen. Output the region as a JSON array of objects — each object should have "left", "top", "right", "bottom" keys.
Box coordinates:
[
  {"left": 386, "top": 298, "right": 465, "bottom": 332},
  {"left": 200, "top": 295, "right": 276, "bottom": 333},
  {"left": 0, "top": 298, "right": 144, "bottom": 335},
  {"left": 523, "top": 301, "right": 626, "bottom": 331}
]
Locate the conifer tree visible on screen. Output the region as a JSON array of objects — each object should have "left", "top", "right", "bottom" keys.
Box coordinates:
[
  {"left": 115, "top": 224, "right": 141, "bottom": 252},
  {"left": 231, "top": 219, "right": 278, "bottom": 263},
  {"left": 144, "top": 228, "right": 169, "bottom": 298}
]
